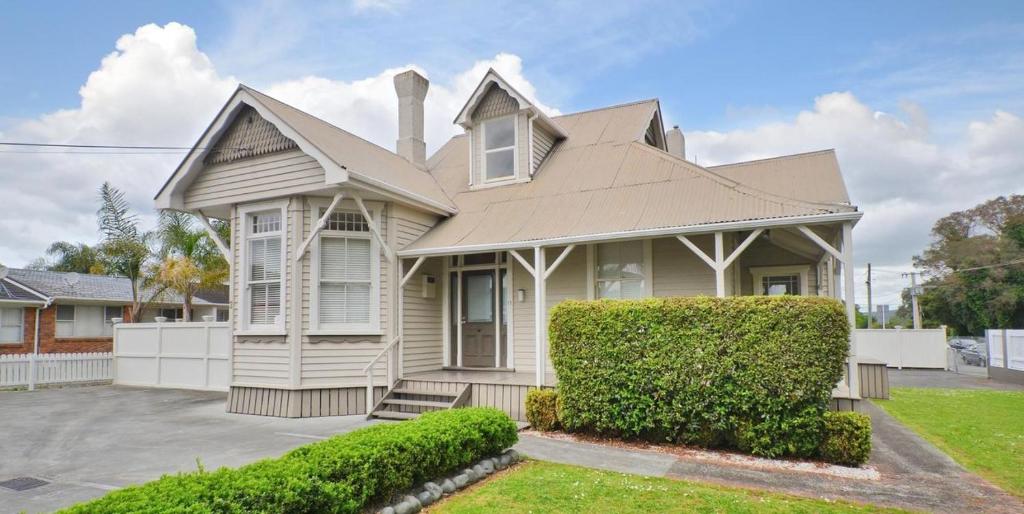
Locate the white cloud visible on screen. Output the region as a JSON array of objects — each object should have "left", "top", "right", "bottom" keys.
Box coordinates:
[
  {"left": 686, "top": 93, "right": 1024, "bottom": 304},
  {"left": 0, "top": 24, "right": 555, "bottom": 269}
]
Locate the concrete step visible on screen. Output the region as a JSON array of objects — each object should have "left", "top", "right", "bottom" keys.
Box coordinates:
[{"left": 372, "top": 410, "right": 420, "bottom": 421}]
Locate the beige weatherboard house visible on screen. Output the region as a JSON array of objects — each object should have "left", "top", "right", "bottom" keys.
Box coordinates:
[{"left": 155, "top": 69, "right": 863, "bottom": 421}]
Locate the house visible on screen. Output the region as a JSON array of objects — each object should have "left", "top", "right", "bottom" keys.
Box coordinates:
[
  {"left": 154, "top": 69, "right": 862, "bottom": 420},
  {"left": 0, "top": 268, "right": 229, "bottom": 355}
]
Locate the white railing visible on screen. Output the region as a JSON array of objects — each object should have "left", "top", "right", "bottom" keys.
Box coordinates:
[
  {"left": 0, "top": 352, "right": 114, "bottom": 388},
  {"left": 114, "top": 321, "right": 231, "bottom": 391},
  {"left": 363, "top": 335, "right": 400, "bottom": 404},
  {"left": 855, "top": 328, "right": 948, "bottom": 369}
]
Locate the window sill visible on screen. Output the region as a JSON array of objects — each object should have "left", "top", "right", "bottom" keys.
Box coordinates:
[
  {"left": 307, "top": 329, "right": 383, "bottom": 337},
  {"left": 55, "top": 337, "right": 113, "bottom": 341},
  {"left": 234, "top": 329, "right": 287, "bottom": 337}
]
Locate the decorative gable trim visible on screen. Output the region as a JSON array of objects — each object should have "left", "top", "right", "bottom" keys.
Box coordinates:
[
  {"left": 453, "top": 69, "right": 566, "bottom": 139},
  {"left": 204, "top": 105, "right": 298, "bottom": 165},
  {"left": 471, "top": 83, "right": 520, "bottom": 121}
]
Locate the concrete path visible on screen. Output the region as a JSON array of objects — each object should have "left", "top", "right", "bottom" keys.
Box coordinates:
[
  {"left": 889, "top": 368, "right": 1024, "bottom": 391},
  {"left": 0, "top": 386, "right": 377, "bottom": 514},
  {"left": 515, "top": 403, "right": 1024, "bottom": 513}
]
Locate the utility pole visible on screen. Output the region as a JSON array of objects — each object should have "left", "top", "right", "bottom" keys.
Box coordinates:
[
  {"left": 865, "top": 263, "right": 872, "bottom": 329},
  {"left": 903, "top": 271, "right": 923, "bottom": 329}
]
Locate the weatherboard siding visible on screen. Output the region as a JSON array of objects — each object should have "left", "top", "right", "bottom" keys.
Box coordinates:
[{"left": 184, "top": 150, "right": 325, "bottom": 210}]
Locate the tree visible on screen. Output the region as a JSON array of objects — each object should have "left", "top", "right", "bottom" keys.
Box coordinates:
[
  {"left": 96, "top": 182, "right": 165, "bottom": 322},
  {"left": 913, "top": 195, "right": 1024, "bottom": 335},
  {"left": 41, "top": 241, "right": 105, "bottom": 273},
  {"left": 154, "top": 211, "right": 228, "bottom": 321}
]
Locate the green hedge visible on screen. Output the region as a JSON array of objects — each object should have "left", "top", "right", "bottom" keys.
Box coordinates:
[
  {"left": 525, "top": 389, "right": 560, "bottom": 431},
  {"left": 549, "top": 296, "right": 849, "bottom": 459},
  {"left": 60, "top": 408, "right": 518, "bottom": 514},
  {"left": 819, "top": 411, "right": 872, "bottom": 466}
]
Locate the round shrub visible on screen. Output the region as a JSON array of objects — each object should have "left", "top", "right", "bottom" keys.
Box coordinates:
[
  {"left": 818, "top": 411, "right": 872, "bottom": 466},
  {"left": 549, "top": 296, "right": 849, "bottom": 459},
  {"left": 525, "top": 389, "right": 559, "bottom": 431}
]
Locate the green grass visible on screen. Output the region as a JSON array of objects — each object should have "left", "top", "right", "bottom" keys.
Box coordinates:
[
  {"left": 428, "top": 460, "right": 903, "bottom": 513},
  {"left": 874, "top": 387, "right": 1024, "bottom": 497}
]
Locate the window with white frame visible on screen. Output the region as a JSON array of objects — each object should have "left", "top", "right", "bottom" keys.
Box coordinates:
[
  {"left": 751, "top": 266, "right": 809, "bottom": 296},
  {"left": 595, "top": 241, "right": 647, "bottom": 299},
  {"left": 245, "top": 209, "right": 284, "bottom": 329},
  {"left": 54, "top": 304, "right": 120, "bottom": 338},
  {"left": 314, "top": 208, "right": 378, "bottom": 332},
  {"left": 0, "top": 307, "right": 23, "bottom": 344},
  {"left": 482, "top": 116, "right": 515, "bottom": 181}
]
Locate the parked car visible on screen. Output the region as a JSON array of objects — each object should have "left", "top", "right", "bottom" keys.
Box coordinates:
[{"left": 948, "top": 338, "right": 977, "bottom": 351}]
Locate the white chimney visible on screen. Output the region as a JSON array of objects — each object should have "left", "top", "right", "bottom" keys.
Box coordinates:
[
  {"left": 393, "top": 70, "right": 429, "bottom": 167},
  {"left": 666, "top": 125, "right": 686, "bottom": 160}
]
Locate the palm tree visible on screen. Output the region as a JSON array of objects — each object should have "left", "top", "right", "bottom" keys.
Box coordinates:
[
  {"left": 96, "top": 182, "right": 164, "bottom": 322},
  {"left": 43, "top": 241, "right": 104, "bottom": 273},
  {"left": 155, "top": 211, "right": 229, "bottom": 321}
]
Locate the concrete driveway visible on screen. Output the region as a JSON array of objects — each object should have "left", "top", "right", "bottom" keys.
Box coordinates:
[{"left": 0, "top": 385, "right": 377, "bottom": 513}]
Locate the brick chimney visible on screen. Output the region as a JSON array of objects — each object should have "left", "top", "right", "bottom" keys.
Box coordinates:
[
  {"left": 393, "top": 70, "right": 429, "bottom": 167},
  {"left": 666, "top": 125, "right": 686, "bottom": 160}
]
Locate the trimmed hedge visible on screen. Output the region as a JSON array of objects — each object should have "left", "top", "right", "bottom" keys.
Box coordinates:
[
  {"left": 525, "top": 389, "right": 560, "bottom": 431},
  {"left": 819, "top": 411, "right": 872, "bottom": 466},
  {"left": 60, "top": 408, "right": 518, "bottom": 514},
  {"left": 550, "top": 296, "right": 849, "bottom": 459}
]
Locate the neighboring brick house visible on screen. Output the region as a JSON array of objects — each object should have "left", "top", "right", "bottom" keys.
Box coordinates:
[{"left": 0, "top": 268, "right": 229, "bottom": 355}]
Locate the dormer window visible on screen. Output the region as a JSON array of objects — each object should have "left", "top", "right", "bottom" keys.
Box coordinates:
[{"left": 483, "top": 115, "right": 516, "bottom": 181}]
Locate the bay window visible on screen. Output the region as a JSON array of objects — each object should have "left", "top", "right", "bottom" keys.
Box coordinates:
[
  {"left": 312, "top": 206, "right": 380, "bottom": 333},
  {"left": 242, "top": 204, "right": 285, "bottom": 332},
  {"left": 594, "top": 240, "right": 649, "bottom": 299},
  {"left": 0, "top": 307, "right": 22, "bottom": 344}
]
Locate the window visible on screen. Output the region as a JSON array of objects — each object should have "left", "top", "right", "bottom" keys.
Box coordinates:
[
  {"left": 216, "top": 308, "right": 230, "bottom": 322},
  {"left": 595, "top": 241, "right": 647, "bottom": 299},
  {"left": 313, "top": 206, "right": 379, "bottom": 333},
  {"left": 158, "top": 308, "right": 184, "bottom": 320},
  {"left": 243, "top": 205, "right": 285, "bottom": 331},
  {"left": 55, "top": 305, "right": 75, "bottom": 337},
  {"left": 0, "top": 308, "right": 22, "bottom": 344},
  {"left": 482, "top": 116, "right": 515, "bottom": 181},
  {"left": 54, "top": 305, "right": 120, "bottom": 337},
  {"left": 751, "top": 266, "right": 809, "bottom": 297}
]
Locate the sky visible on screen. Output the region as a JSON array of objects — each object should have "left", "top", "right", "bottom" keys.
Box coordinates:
[{"left": 1, "top": 0, "right": 1023, "bottom": 308}]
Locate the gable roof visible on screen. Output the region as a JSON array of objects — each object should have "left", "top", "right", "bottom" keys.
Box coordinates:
[
  {"left": 0, "top": 278, "right": 47, "bottom": 305},
  {"left": 454, "top": 69, "right": 566, "bottom": 139},
  {"left": 155, "top": 85, "right": 456, "bottom": 216},
  {"left": 708, "top": 150, "right": 851, "bottom": 205},
  {"left": 405, "top": 101, "right": 858, "bottom": 255}
]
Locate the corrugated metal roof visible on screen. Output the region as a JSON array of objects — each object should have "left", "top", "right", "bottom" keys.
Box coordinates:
[
  {"left": 241, "top": 86, "right": 457, "bottom": 212},
  {"left": 409, "top": 101, "right": 856, "bottom": 253},
  {"left": 708, "top": 150, "right": 851, "bottom": 205}
]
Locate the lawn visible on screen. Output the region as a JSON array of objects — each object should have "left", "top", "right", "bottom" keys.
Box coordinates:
[
  {"left": 428, "top": 460, "right": 902, "bottom": 514},
  {"left": 874, "top": 387, "right": 1024, "bottom": 497}
]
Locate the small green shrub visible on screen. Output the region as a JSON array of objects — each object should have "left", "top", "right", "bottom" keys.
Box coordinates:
[
  {"left": 549, "top": 296, "right": 849, "bottom": 459},
  {"left": 60, "top": 408, "right": 518, "bottom": 514},
  {"left": 525, "top": 389, "right": 559, "bottom": 431},
  {"left": 818, "top": 411, "right": 872, "bottom": 466}
]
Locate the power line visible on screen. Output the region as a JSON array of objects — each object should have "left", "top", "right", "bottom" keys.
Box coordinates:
[
  {"left": 952, "top": 258, "right": 1024, "bottom": 273},
  {"left": 0, "top": 141, "right": 246, "bottom": 151}
]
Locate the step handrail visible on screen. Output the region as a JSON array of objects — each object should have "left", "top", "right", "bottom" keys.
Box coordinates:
[{"left": 364, "top": 335, "right": 400, "bottom": 406}]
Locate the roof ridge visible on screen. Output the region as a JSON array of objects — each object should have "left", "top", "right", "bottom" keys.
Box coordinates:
[
  {"left": 628, "top": 142, "right": 854, "bottom": 212},
  {"left": 553, "top": 98, "right": 659, "bottom": 118},
  {"left": 706, "top": 149, "right": 836, "bottom": 169}
]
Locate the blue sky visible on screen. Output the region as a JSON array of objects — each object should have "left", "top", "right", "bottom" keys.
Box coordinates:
[{"left": 1, "top": 0, "right": 1023, "bottom": 306}]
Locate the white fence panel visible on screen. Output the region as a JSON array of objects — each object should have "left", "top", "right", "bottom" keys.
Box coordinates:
[
  {"left": 988, "top": 329, "right": 1024, "bottom": 371},
  {"left": 114, "top": 322, "right": 230, "bottom": 392},
  {"left": 0, "top": 352, "right": 114, "bottom": 387},
  {"left": 855, "top": 329, "right": 948, "bottom": 369}
]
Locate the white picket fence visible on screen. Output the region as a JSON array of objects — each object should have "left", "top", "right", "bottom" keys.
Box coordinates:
[
  {"left": 854, "top": 328, "right": 949, "bottom": 369},
  {"left": 0, "top": 352, "right": 114, "bottom": 388},
  {"left": 987, "top": 329, "right": 1024, "bottom": 371}
]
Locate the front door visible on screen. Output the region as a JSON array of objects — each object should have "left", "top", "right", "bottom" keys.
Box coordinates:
[{"left": 461, "top": 269, "right": 497, "bottom": 367}]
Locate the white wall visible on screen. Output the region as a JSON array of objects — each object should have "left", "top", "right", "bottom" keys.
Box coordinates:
[{"left": 855, "top": 328, "right": 948, "bottom": 369}]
